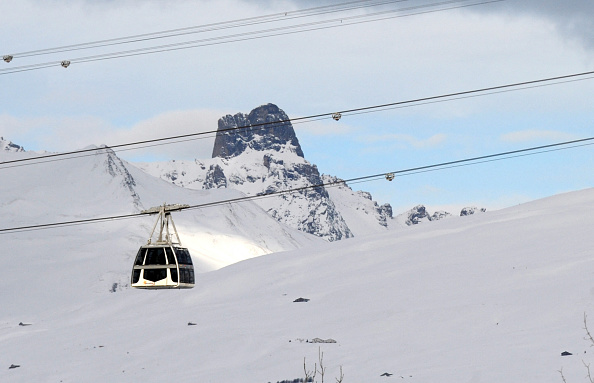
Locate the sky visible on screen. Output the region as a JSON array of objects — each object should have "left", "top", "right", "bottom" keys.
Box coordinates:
[{"left": 1, "top": 0, "right": 593, "bottom": 214}]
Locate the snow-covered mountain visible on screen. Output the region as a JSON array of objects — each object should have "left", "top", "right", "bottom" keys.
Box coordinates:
[
  {"left": 0, "top": 144, "right": 322, "bottom": 274},
  {"left": 3, "top": 162, "right": 594, "bottom": 382},
  {"left": 138, "top": 103, "right": 393, "bottom": 241}
]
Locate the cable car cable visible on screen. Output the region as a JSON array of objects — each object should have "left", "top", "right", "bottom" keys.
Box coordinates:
[
  {"left": 0, "top": 0, "right": 502, "bottom": 74},
  {"left": 343, "top": 75, "right": 594, "bottom": 117},
  {"left": 4, "top": 72, "right": 592, "bottom": 171},
  {"left": 66, "top": 0, "right": 491, "bottom": 64},
  {"left": 1, "top": 66, "right": 592, "bottom": 169},
  {"left": 1, "top": 135, "right": 592, "bottom": 234},
  {"left": 5, "top": 0, "right": 412, "bottom": 59}
]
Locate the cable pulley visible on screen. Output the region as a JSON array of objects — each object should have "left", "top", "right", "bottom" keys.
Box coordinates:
[
  {"left": 3, "top": 55, "right": 13, "bottom": 63},
  {"left": 141, "top": 203, "right": 190, "bottom": 215},
  {"left": 332, "top": 112, "right": 342, "bottom": 121},
  {"left": 61, "top": 60, "right": 71, "bottom": 68}
]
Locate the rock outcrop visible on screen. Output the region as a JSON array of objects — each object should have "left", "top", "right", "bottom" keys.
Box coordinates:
[
  {"left": 212, "top": 103, "right": 304, "bottom": 158},
  {"left": 0, "top": 137, "right": 25, "bottom": 152},
  {"left": 460, "top": 207, "right": 487, "bottom": 216}
]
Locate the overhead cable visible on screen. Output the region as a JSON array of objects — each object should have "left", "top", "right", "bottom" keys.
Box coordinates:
[
  {"left": 1, "top": 67, "right": 593, "bottom": 169},
  {"left": 5, "top": 0, "right": 410, "bottom": 59},
  {"left": 1, "top": 135, "right": 592, "bottom": 234},
  {"left": 0, "top": 0, "right": 502, "bottom": 75}
]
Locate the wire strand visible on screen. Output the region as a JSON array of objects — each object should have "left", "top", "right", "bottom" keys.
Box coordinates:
[
  {"left": 1, "top": 135, "right": 591, "bottom": 234},
  {"left": 8, "top": 0, "right": 409, "bottom": 58},
  {"left": 1, "top": 66, "right": 592, "bottom": 169},
  {"left": 0, "top": 0, "right": 501, "bottom": 74}
]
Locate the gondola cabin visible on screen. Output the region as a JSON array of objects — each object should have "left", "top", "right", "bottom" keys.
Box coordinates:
[{"left": 131, "top": 204, "right": 195, "bottom": 289}]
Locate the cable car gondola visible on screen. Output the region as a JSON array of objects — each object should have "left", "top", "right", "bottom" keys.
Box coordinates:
[{"left": 131, "top": 204, "right": 195, "bottom": 289}]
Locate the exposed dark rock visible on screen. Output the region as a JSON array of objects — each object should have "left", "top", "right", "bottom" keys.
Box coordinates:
[
  {"left": 203, "top": 164, "right": 228, "bottom": 189},
  {"left": 377, "top": 203, "right": 393, "bottom": 227},
  {"left": 403, "top": 205, "right": 451, "bottom": 226},
  {"left": 561, "top": 351, "right": 573, "bottom": 356},
  {"left": 9, "top": 364, "right": 20, "bottom": 369},
  {"left": 293, "top": 297, "right": 310, "bottom": 302},
  {"left": 0, "top": 137, "right": 25, "bottom": 152},
  {"left": 212, "top": 103, "right": 304, "bottom": 158},
  {"left": 247, "top": 153, "right": 352, "bottom": 241},
  {"left": 380, "top": 372, "right": 393, "bottom": 377},
  {"left": 405, "top": 205, "right": 430, "bottom": 225},
  {"left": 431, "top": 210, "right": 451, "bottom": 221},
  {"left": 99, "top": 146, "right": 141, "bottom": 207},
  {"left": 460, "top": 207, "right": 487, "bottom": 216}
]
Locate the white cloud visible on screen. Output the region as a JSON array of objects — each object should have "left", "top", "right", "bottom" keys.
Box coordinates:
[
  {"left": 0, "top": 109, "right": 227, "bottom": 161},
  {"left": 500, "top": 130, "right": 578, "bottom": 143},
  {"left": 111, "top": 109, "right": 225, "bottom": 161}
]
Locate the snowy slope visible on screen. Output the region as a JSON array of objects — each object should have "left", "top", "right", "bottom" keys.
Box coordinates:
[
  {"left": 0, "top": 146, "right": 321, "bottom": 272},
  {"left": 3, "top": 181, "right": 594, "bottom": 382}
]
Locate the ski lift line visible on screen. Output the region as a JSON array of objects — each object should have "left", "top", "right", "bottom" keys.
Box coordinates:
[
  {"left": 0, "top": 133, "right": 220, "bottom": 170},
  {"left": 0, "top": 67, "right": 592, "bottom": 169},
  {"left": 0, "top": 204, "right": 185, "bottom": 234},
  {"left": 0, "top": 116, "right": 331, "bottom": 170},
  {"left": 63, "top": 0, "right": 499, "bottom": 65},
  {"left": 0, "top": 63, "right": 58, "bottom": 75},
  {"left": 3, "top": 67, "right": 592, "bottom": 169},
  {"left": 4, "top": 0, "right": 398, "bottom": 57},
  {"left": 5, "top": 139, "right": 590, "bottom": 235},
  {"left": 0, "top": 117, "right": 319, "bottom": 167},
  {"left": 0, "top": 212, "right": 144, "bottom": 234},
  {"left": 343, "top": 141, "right": 594, "bottom": 187},
  {"left": 344, "top": 136, "right": 594, "bottom": 184},
  {"left": 341, "top": 76, "right": 594, "bottom": 118},
  {"left": 0, "top": 0, "right": 501, "bottom": 75},
  {"left": 6, "top": 0, "right": 412, "bottom": 59},
  {"left": 6, "top": 0, "right": 465, "bottom": 69},
  {"left": 0, "top": 136, "right": 591, "bottom": 235},
  {"left": 1, "top": 139, "right": 589, "bottom": 235},
  {"left": 335, "top": 71, "right": 594, "bottom": 118}
]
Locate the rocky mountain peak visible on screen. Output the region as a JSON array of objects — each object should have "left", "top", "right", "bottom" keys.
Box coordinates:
[
  {"left": 0, "top": 137, "right": 25, "bottom": 152},
  {"left": 212, "top": 103, "right": 304, "bottom": 159},
  {"left": 139, "top": 103, "right": 394, "bottom": 241}
]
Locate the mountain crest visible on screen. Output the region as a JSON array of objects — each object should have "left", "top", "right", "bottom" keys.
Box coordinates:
[{"left": 96, "top": 146, "right": 141, "bottom": 207}]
